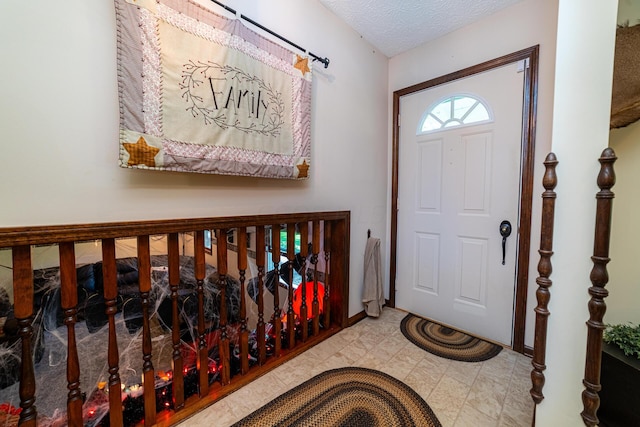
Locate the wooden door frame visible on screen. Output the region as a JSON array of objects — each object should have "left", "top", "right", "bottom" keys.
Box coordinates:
[{"left": 389, "top": 46, "right": 539, "bottom": 354}]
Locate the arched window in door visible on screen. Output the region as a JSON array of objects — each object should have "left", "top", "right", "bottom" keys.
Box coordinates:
[{"left": 418, "top": 94, "right": 492, "bottom": 133}]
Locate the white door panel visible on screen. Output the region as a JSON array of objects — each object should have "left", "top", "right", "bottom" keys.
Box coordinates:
[{"left": 396, "top": 62, "right": 524, "bottom": 345}]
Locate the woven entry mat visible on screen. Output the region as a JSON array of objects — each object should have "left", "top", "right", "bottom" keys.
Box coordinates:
[
  {"left": 231, "top": 367, "right": 442, "bottom": 427},
  {"left": 400, "top": 313, "right": 502, "bottom": 362}
]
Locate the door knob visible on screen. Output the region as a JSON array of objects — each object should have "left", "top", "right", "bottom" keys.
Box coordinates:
[{"left": 499, "top": 220, "right": 512, "bottom": 265}]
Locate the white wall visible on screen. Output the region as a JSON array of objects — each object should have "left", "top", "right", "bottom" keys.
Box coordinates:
[
  {"left": 537, "top": 0, "right": 618, "bottom": 425},
  {"left": 618, "top": 0, "right": 640, "bottom": 25},
  {"left": 607, "top": 0, "right": 640, "bottom": 328},
  {"left": 608, "top": 119, "right": 640, "bottom": 325},
  {"left": 387, "top": 0, "right": 559, "bottom": 348},
  {"left": 0, "top": 0, "right": 389, "bottom": 318}
]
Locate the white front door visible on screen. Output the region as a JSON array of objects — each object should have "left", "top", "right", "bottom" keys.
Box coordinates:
[{"left": 395, "top": 61, "right": 525, "bottom": 346}]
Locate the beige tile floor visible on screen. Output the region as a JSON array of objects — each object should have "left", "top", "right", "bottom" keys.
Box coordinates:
[{"left": 179, "top": 308, "right": 534, "bottom": 426}]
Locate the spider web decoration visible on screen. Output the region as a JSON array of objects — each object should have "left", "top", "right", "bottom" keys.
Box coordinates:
[
  {"left": 0, "top": 237, "right": 244, "bottom": 426},
  {"left": 0, "top": 232, "right": 328, "bottom": 426},
  {"left": 115, "top": 0, "right": 312, "bottom": 179}
]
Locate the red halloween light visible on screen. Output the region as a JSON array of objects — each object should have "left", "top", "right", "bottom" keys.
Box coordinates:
[{"left": 292, "top": 281, "right": 325, "bottom": 320}]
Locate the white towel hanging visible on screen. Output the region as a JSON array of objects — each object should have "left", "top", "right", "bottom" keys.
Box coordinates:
[{"left": 362, "top": 236, "right": 384, "bottom": 317}]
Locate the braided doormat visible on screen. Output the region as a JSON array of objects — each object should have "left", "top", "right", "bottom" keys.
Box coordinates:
[
  {"left": 400, "top": 314, "right": 502, "bottom": 362},
  {"left": 232, "top": 367, "right": 441, "bottom": 427}
]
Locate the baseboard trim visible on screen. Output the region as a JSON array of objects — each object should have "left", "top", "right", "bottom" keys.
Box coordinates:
[
  {"left": 524, "top": 345, "right": 534, "bottom": 357},
  {"left": 348, "top": 310, "right": 368, "bottom": 326}
]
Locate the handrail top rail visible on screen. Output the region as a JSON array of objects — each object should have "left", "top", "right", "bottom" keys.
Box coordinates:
[{"left": 0, "top": 211, "right": 350, "bottom": 248}]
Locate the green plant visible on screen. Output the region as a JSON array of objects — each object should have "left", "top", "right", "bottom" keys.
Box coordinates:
[{"left": 604, "top": 323, "right": 640, "bottom": 359}]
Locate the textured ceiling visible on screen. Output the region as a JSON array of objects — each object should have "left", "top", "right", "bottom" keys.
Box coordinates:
[{"left": 318, "top": 0, "right": 525, "bottom": 57}]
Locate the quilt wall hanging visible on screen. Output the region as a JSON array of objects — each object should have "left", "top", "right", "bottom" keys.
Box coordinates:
[{"left": 115, "top": 0, "right": 312, "bottom": 179}]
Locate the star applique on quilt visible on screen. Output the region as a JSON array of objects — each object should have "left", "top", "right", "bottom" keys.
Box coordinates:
[
  {"left": 297, "top": 159, "right": 310, "bottom": 178},
  {"left": 294, "top": 55, "right": 311, "bottom": 76},
  {"left": 123, "top": 136, "right": 160, "bottom": 167}
]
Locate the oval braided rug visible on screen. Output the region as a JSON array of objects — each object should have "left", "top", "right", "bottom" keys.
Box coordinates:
[
  {"left": 231, "top": 367, "right": 441, "bottom": 427},
  {"left": 400, "top": 314, "right": 502, "bottom": 362}
]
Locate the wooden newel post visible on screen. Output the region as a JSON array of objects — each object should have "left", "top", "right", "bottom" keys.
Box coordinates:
[
  {"left": 530, "top": 152, "right": 558, "bottom": 404},
  {"left": 581, "top": 147, "right": 616, "bottom": 427}
]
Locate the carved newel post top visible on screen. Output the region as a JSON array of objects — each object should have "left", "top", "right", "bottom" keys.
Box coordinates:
[{"left": 597, "top": 148, "right": 617, "bottom": 191}]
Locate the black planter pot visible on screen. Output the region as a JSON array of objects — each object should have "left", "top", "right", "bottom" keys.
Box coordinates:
[{"left": 598, "top": 342, "right": 640, "bottom": 427}]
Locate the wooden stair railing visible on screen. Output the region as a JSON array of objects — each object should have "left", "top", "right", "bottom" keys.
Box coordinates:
[
  {"left": 0, "top": 211, "right": 350, "bottom": 427},
  {"left": 581, "top": 148, "right": 617, "bottom": 426},
  {"left": 530, "top": 152, "right": 558, "bottom": 405}
]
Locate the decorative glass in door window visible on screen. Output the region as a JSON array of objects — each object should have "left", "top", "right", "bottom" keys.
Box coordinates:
[{"left": 419, "top": 94, "right": 492, "bottom": 133}]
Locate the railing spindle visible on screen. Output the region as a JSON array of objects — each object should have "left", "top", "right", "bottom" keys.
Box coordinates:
[
  {"left": 530, "top": 153, "right": 558, "bottom": 404},
  {"left": 137, "top": 236, "right": 156, "bottom": 424},
  {"left": 102, "top": 238, "right": 123, "bottom": 427},
  {"left": 12, "top": 245, "right": 37, "bottom": 427},
  {"left": 168, "top": 233, "right": 184, "bottom": 409},
  {"left": 59, "top": 242, "right": 83, "bottom": 426},
  {"left": 256, "top": 226, "right": 266, "bottom": 364},
  {"left": 581, "top": 148, "right": 617, "bottom": 426},
  {"left": 299, "top": 222, "right": 309, "bottom": 342},
  {"left": 311, "top": 220, "right": 321, "bottom": 336},
  {"left": 271, "top": 225, "right": 281, "bottom": 357},
  {"left": 236, "top": 227, "right": 249, "bottom": 375},
  {"left": 323, "top": 221, "right": 331, "bottom": 328},
  {"left": 217, "top": 229, "right": 231, "bottom": 385},
  {"left": 286, "top": 223, "right": 296, "bottom": 349},
  {"left": 194, "top": 231, "right": 209, "bottom": 397}
]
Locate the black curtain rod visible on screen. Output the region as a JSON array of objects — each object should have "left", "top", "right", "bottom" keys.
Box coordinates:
[{"left": 210, "top": 0, "right": 330, "bottom": 69}]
